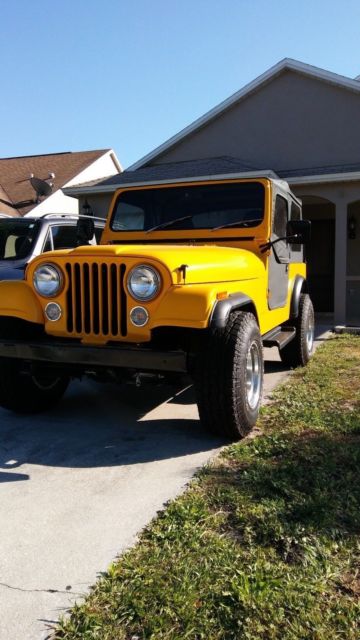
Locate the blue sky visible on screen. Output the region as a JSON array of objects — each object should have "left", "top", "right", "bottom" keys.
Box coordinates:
[{"left": 1, "top": 0, "right": 360, "bottom": 168}]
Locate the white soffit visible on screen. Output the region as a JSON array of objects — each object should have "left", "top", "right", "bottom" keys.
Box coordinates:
[{"left": 128, "top": 58, "right": 360, "bottom": 171}]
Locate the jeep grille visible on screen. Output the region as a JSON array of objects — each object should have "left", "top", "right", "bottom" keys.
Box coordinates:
[{"left": 65, "top": 262, "right": 127, "bottom": 338}]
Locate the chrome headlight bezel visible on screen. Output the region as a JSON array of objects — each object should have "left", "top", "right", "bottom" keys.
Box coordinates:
[
  {"left": 33, "top": 263, "right": 64, "bottom": 298},
  {"left": 129, "top": 306, "right": 149, "bottom": 327},
  {"left": 127, "top": 264, "right": 161, "bottom": 302}
]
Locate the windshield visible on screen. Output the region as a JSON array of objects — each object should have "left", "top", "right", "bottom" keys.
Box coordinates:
[
  {"left": 0, "top": 219, "right": 40, "bottom": 260},
  {"left": 111, "top": 182, "right": 265, "bottom": 232}
]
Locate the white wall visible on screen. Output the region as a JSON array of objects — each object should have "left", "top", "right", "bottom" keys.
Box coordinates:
[
  {"left": 29, "top": 189, "right": 79, "bottom": 216},
  {"left": 65, "top": 151, "right": 121, "bottom": 188},
  {"left": 25, "top": 151, "right": 121, "bottom": 218}
]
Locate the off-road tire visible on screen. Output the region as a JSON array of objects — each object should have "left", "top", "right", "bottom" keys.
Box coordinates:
[
  {"left": 280, "top": 293, "right": 314, "bottom": 368},
  {"left": 194, "top": 311, "right": 264, "bottom": 440},
  {"left": 0, "top": 359, "right": 69, "bottom": 413}
]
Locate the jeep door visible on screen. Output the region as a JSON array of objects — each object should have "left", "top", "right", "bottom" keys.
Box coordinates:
[{"left": 268, "top": 194, "right": 290, "bottom": 309}]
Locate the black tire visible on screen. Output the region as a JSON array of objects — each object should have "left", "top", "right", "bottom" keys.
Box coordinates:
[
  {"left": 280, "top": 293, "right": 314, "bottom": 368},
  {"left": 0, "top": 359, "right": 69, "bottom": 414},
  {"left": 194, "top": 311, "right": 264, "bottom": 440}
]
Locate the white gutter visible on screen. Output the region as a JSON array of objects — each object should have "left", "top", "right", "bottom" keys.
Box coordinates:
[
  {"left": 287, "top": 171, "right": 360, "bottom": 185},
  {"left": 109, "top": 150, "right": 123, "bottom": 173},
  {"left": 62, "top": 185, "right": 115, "bottom": 195}
]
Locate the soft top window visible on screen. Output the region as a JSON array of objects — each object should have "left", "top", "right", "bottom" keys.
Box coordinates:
[{"left": 111, "top": 182, "right": 265, "bottom": 232}]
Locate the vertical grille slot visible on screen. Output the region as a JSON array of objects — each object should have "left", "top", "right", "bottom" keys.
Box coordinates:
[
  {"left": 110, "top": 264, "right": 118, "bottom": 335},
  {"left": 65, "top": 263, "right": 73, "bottom": 332},
  {"left": 65, "top": 261, "right": 127, "bottom": 338},
  {"left": 92, "top": 264, "right": 100, "bottom": 334},
  {"left": 83, "top": 263, "right": 91, "bottom": 334},
  {"left": 101, "top": 264, "right": 109, "bottom": 335},
  {"left": 74, "top": 264, "right": 82, "bottom": 333},
  {"left": 120, "top": 264, "right": 127, "bottom": 336}
]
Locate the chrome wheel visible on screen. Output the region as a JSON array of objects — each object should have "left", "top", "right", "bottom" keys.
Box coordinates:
[
  {"left": 246, "top": 341, "right": 262, "bottom": 409},
  {"left": 306, "top": 315, "right": 314, "bottom": 354}
]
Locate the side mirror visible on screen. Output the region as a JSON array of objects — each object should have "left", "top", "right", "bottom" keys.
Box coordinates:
[
  {"left": 286, "top": 219, "right": 311, "bottom": 244},
  {"left": 76, "top": 217, "right": 95, "bottom": 245}
]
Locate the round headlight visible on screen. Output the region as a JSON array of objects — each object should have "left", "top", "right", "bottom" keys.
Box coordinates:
[
  {"left": 33, "top": 263, "right": 63, "bottom": 298},
  {"left": 127, "top": 265, "right": 161, "bottom": 301}
]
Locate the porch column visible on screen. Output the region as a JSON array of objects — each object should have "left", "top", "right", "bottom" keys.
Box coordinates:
[{"left": 334, "top": 199, "right": 347, "bottom": 325}]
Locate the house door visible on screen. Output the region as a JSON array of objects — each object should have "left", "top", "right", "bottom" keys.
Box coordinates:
[{"left": 306, "top": 219, "right": 335, "bottom": 312}]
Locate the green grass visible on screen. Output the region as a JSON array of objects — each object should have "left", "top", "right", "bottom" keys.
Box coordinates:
[{"left": 53, "top": 336, "right": 360, "bottom": 640}]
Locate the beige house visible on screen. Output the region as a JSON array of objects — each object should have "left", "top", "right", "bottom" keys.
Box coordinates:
[{"left": 66, "top": 59, "right": 360, "bottom": 325}]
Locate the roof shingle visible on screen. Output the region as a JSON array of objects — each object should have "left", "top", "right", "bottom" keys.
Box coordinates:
[
  {"left": 0, "top": 150, "right": 109, "bottom": 215},
  {"left": 67, "top": 156, "right": 263, "bottom": 193}
]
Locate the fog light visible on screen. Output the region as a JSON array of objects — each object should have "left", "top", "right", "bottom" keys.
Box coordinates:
[
  {"left": 130, "top": 306, "right": 149, "bottom": 327},
  {"left": 45, "top": 302, "right": 62, "bottom": 322}
]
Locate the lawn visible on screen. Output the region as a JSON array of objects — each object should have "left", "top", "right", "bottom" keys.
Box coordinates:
[{"left": 53, "top": 335, "right": 360, "bottom": 640}]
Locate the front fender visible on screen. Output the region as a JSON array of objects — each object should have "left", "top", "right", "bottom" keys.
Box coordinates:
[
  {"left": 0, "top": 281, "right": 44, "bottom": 324},
  {"left": 152, "top": 285, "right": 259, "bottom": 331},
  {"left": 209, "top": 293, "right": 254, "bottom": 329}
]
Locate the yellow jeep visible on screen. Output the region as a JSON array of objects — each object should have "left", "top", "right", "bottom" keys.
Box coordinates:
[{"left": 0, "top": 175, "right": 313, "bottom": 439}]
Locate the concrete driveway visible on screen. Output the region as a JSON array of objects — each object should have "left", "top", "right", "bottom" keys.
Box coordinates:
[{"left": 0, "top": 328, "right": 330, "bottom": 640}]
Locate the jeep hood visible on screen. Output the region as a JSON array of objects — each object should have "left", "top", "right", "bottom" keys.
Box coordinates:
[{"left": 43, "top": 243, "right": 265, "bottom": 284}]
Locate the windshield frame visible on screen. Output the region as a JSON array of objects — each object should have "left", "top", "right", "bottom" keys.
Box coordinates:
[{"left": 109, "top": 179, "right": 266, "bottom": 235}]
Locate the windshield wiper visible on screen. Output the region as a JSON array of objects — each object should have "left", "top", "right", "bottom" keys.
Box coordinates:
[
  {"left": 212, "top": 218, "right": 263, "bottom": 231},
  {"left": 145, "top": 215, "right": 193, "bottom": 233}
]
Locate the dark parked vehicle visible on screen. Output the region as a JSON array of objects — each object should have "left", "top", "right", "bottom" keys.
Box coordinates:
[{"left": 0, "top": 214, "right": 105, "bottom": 281}]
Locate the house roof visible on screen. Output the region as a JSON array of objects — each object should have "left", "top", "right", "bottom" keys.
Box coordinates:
[
  {"left": 0, "top": 149, "right": 111, "bottom": 215},
  {"left": 0, "top": 183, "right": 17, "bottom": 216},
  {"left": 65, "top": 155, "right": 360, "bottom": 197},
  {"left": 64, "top": 156, "right": 281, "bottom": 195},
  {"left": 128, "top": 58, "right": 360, "bottom": 171}
]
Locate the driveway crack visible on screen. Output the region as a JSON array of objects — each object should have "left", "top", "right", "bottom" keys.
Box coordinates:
[{"left": 0, "top": 581, "right": 83, "bottom": 596}]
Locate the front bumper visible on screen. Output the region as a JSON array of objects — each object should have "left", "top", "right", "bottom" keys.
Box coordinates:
[{"left": 0, "top": 339, "right": 187, "bottom": 373}]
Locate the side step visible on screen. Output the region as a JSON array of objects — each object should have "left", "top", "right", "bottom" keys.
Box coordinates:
[{"left": 262, "top": 326, "right": 296, "bottom": 349}]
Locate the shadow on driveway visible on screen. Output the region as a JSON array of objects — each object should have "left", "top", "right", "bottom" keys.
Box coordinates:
[
  {"left": 2, "top": 330, "right": 331, "bottom": 482},
  {"left": 0, "top": 381, "right": 225, "bottom": 479}
]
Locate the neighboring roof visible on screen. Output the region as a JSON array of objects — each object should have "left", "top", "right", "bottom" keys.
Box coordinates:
[
  {"left": 64, "top": 156, "right": 281, "bottom": 195},
  {"left": 0, "top": 183, "right": 17, "bottom": 216},
  {"left": 128, "top": 58, "right": 360, "bottom": 171},
  {"left": 0, "top": 149, "right": 112, "bottom": 215}
]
